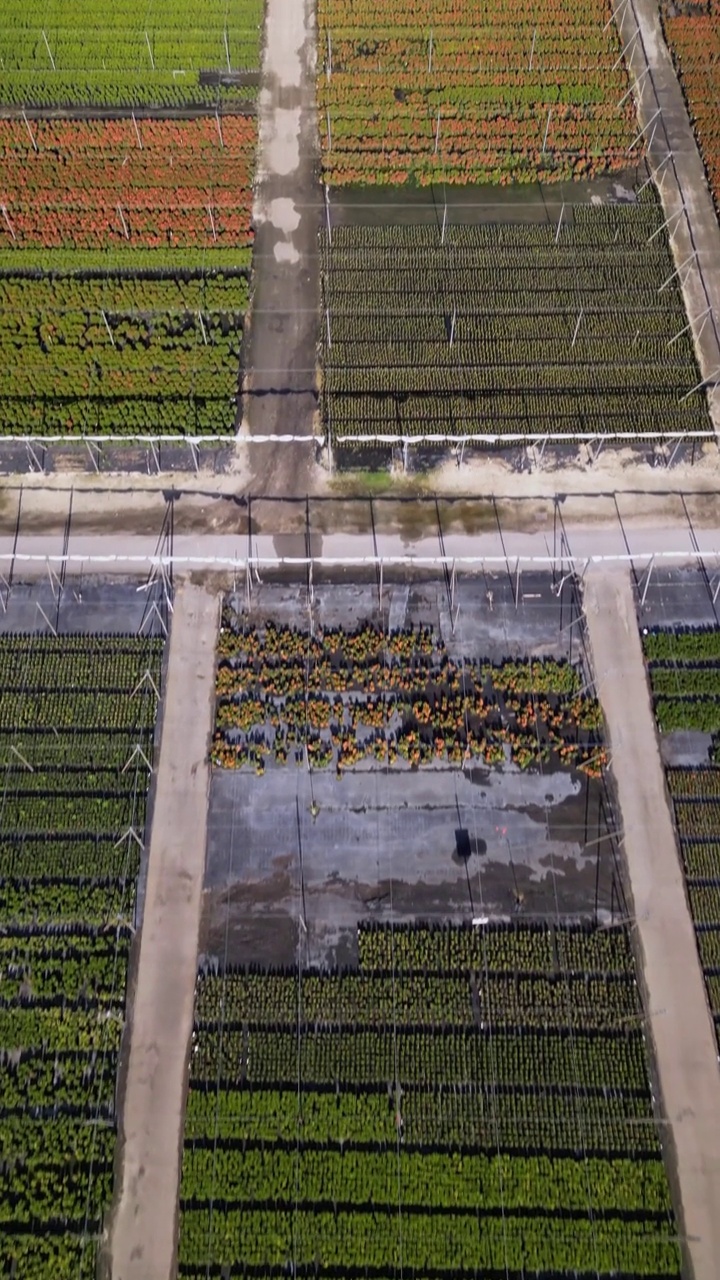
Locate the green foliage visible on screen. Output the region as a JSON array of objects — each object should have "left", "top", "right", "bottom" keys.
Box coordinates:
[
  {"left": 0, "top": 634, "right": 163, "bottom": 1272},
  {"left": 0, "top": 0, "right": 263, "bottom": 106},
  {"left": 0, "top": 268, "right": 247, "bottom": 437},
  {"left": 319, "top": 209, "right": 711, "bottom": 443},
  {"left": 180, "top": 924, "right": 680, "bottom": 1277}
]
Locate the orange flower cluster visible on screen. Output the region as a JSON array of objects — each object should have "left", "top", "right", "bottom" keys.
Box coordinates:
[
  {"left": 664, "top": 9, "right": 720, "bottom": 217},
  {"left": 318, "top": 0, "right": 639, "bottom": 185},
  {"left": 0, "top": 116, "right": 256, "bottom": 249}
]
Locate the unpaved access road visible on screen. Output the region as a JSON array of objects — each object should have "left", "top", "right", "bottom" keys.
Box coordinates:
[
  {"left": 243, "top": 0, "right": 319, "bottom": 496},
  {"left": 584, "top": 569, "right": 720, "bottom": 1280},
  {"left": 614, "top": 0, "right": 720, "bottom": 432},
  {"left": 110, "top": 585, "right": 219, "bottom": 1280}
]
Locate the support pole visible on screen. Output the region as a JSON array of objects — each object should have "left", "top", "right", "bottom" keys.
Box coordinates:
[
  {"left": 223, "top": 26, "right": 231, "bottom": 73},
  {"left": 441, "top": 198, "right": 447, "bottom": 245},
  {"left": 131, "top": 112, "right": 143, "bottom": 149},
  {"left": 215, "top": 110, "right": 224, "bottom": 148},
  {"left": 612, "top": 28, "right": 639, "bottom": 73},
  {"left": 617, "top": 65, "right": 649, "bottom": 109},
  {"left": 1, "top": 205, "right": 16, "bottom": 240},
  {"left": 428, "top": 29, "right": 433, "bottom": 73},
  {"left": 648, "top": 204, "right": 683, "bottom": 244},
  {"left": 449, "top": 305, "right": 457, "bottom": 348},
  {"left": 571, "top": 308, "right": 584, "bottom": 349},
  {"left": 542, "top": 108, "right": 551, "bottom": 154},
  {"left": 434, "top": 108, "right": 441, "bottom": 155},
  {"left": 326, "top": 30, "right": 332, "bottom": 81},
  {"left": 197, "top": 312, "right": 208, "bottom": 345},
  {"left": 627, "top": 107, "right": 661, "bottom": 154},
  {"left": 638, "top": 149, "right": 672, "bottom": 195},
  {"left": 679, "top": 366, "right": 720, "bottom": 404},
  {"left": 144, "top": 31, "right": 155, "bottom": 70},
  {"left": 324, "top": 183, "right": 332, "bottom": 246},
  {"left": 21, "top": 108, "right": 38, "bottom": 152},
  {"left": 41, "top": 29, "right": 56, "bottom": 70},
  {"left": 325, "top": 306, "right": 332, "bottom": 350},
  {"left": 640, "top": 556, "right": 655, "bottom": 607},
  {"left": 528, "top": 27, "right": 537, "bottom": 72},
  {"left": 326, "top": 107, "right": 332, "bottom": 153},
  {"left": 555, "top": 202, "right": 565, "bottom": 244},
  {"left": 117, "top": 203, "right": 130, "bottom": 239},
  {"left": 667, "top": 308, "right": 711, "bottom": 349},
  {"left": 101, "top": 309, "right": 116, "bottom": 347},
  {"left": 207, "top": 204, "right": 217, "bottom": 241}
]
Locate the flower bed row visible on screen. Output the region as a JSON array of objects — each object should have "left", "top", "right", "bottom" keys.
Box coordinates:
[
  {"left": 643, "top": 626, "right": 720, "bottom": 1056},
  {"left": 317, "top": 0, "right": 639, "bottom": 184},
  {"left": 179, "top": 923, "right": 679, "bottom": 1275},
  {"left": 213, "top": 618, "right": 605, "bottom": 775},
  {"left": 0, "top": 635, "right": 163, "bottom": 1277},
  {"left": 318, "top": 201, "right": 711, "bottom": 442},
  {"left": 0, "top": 118, "right": 256, "bottom": 251},
  {"left": 0, "top": 0, "right": 263, "bottom": 107}
]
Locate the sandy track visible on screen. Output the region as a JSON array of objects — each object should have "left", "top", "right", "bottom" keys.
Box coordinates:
[
  {"left": 243, "top": 0, "right": 320, "bottom": 495},
  {"left": 613, "top": 0, "right": 720, "bottom": 433},
  {"left": 110, "top": 585, "right": 219, "bottom": 1280},
  {"left": 583, "top": 569, "right": 720, "bottom": 1280}
]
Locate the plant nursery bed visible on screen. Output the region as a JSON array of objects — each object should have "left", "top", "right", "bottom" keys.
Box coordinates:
[
  {"left": 0, "top": 631, "right": 164, "bottom": 1277},
  {"left": 203, "top": 580, "right": 624, "bottom": 969},
  {"left": 178, "top": 921, "right": 680, "bottom": 1277}
]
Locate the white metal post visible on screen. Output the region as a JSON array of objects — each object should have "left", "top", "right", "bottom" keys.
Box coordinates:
[
  {"left": 1, "top": 205, "right": 16, "bottom": 240},
  {"left": 21, "top": 109, "right": 38, "bottom": 152},
  {"left": 41, "top": 30, "right": 56, "bottom": 70},
  {"left": 324, "top": 183, "right": 332, "bottom": 246},
  {"left": 555, "top": 202, "right": 565, "bottom": 244},
  {"left": 101, "top": 310, "right": 116, "bottom": 346}
]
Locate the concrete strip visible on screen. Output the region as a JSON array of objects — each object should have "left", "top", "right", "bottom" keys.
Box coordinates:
[
  {"left": 244, "top": 0, "right": 320, "bottom": 494},
  {"left": 110, "top": 585, "right": 219, "bottom": 1280},
  {"left": 583, "top": 568, "right": 720, "bottom": 1280},
  {"left": 613, "top": 0, "right": 720, "bottom": 433}
]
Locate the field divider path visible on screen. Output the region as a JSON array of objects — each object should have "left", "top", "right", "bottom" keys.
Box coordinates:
[
  {"left": 242, "top": 0, "right": 320, "bottom": 495},
  {"left": 583, "top": 567, "right": 720, "bottom": 1280},
  {"left": 614, "top": 0, "right": 720, "bottom": 433},
  {"left": 110, "top": 584, "right": 220, "bottom": 1280}
]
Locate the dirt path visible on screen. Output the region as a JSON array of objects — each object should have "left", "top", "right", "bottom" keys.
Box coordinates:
[
  {"left": 242, "top": 0, "right": 320, "bottom": 496},
  {"left": 613, "top": 0, "right": 720, "bottom": 433},
  {"left": 110, "top": 585, "right": 219, "bottom": 1280},
  {"left": 583, "top": 568, "right": 720, "bottom": 1280}
]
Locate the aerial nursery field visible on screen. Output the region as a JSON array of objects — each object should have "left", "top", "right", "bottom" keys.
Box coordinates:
[
  {"left": 643, "top": 625, "right": 720, "bottom": 1047},
  {"left": 0, "top": 0, "right": 263, "bottom": 107},
  {"left": 317, "top": 0, "right": 639, "bottom": 185},
  {"left": 0, "top": 634, "right": 163, "bottom": 1278},
  {"left": 0, "top": 118, "right": 255, "bottom": 254},
  {"left": 663, "top": 0, "right": 720, "bottom": 220},
  {"left": 213, "top": 616, "right": 606, "bottom": 774},
  {"left": 178, "top": 921, "right": 680, "bottom": 1276},
  {"left": 320, "top": 199, "right": 711, "bottom": 445},
  {"left": 0, "top": 118, "right": 254, "bottom": 437}
]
